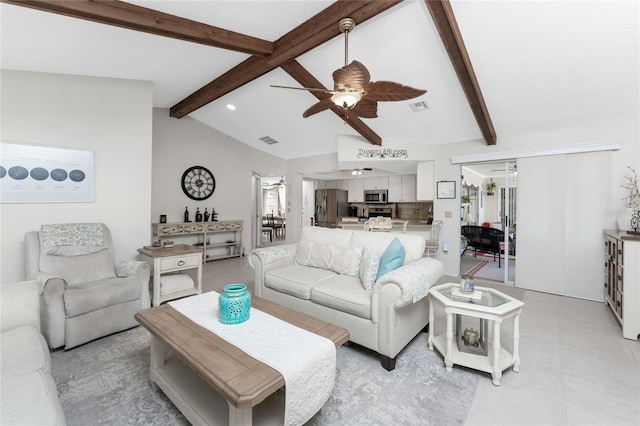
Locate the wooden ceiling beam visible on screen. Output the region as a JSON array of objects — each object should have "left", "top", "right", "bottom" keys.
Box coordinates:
[
  {"left": 424, "top": 0, "right": 496, "bottom": 145},
  {"left": 170, "top": 0, "right": 402, "bottom": 119},
  {"left": 2, "top": 0, "right": 273, "bottom": 56},
  {"left": 281, "top": 60, "right": 382, "bottom": 146}
]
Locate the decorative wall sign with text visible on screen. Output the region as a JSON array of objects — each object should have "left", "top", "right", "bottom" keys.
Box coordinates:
[{"left": 357, "top": 148, "right": 409, "bottom": 159}]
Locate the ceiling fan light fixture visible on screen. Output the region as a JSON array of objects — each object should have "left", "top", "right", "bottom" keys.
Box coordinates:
[{"left": 331, "top": 91, "right": 361, "bottom": 109}]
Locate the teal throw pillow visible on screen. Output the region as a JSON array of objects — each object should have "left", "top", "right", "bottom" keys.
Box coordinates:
[{"left": 376, "top": 237, "right": 405, "bottom": 280}]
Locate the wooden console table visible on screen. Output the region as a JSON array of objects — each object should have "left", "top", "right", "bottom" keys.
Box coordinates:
[
  {"left": 153, "top": 220, "right": 243, "bottom": 262},
  {"left": 603, "top": 229, "right": 640, "bottom": 340}
]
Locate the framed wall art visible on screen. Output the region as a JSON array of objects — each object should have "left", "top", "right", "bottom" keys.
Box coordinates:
[
  {"left": 437, "top": 181, "right": 456, "bottom": 199},
  {"left": 0, "top": 142, "right": 94, "bottom": 203}
]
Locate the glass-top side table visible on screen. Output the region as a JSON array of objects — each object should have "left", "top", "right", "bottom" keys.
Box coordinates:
[
  {"left": 439, "top": 285, "right": 511, "bottom": 308},
  {"left": 428, "top": 282, "right": 525, "bottom": 386}
]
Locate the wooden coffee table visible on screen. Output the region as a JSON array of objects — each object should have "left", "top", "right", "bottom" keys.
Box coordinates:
[{"left": 135, "top": 295, "right": 349, "bottom": 426}]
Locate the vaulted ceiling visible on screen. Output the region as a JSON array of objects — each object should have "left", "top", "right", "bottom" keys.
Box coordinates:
[{"left": 2, "top": 1, "right": 638, "bottom": 167}]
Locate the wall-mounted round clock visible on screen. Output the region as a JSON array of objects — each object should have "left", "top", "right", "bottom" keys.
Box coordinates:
[{"left": 181, "top": 166, "right": 215, "bottom": 200}]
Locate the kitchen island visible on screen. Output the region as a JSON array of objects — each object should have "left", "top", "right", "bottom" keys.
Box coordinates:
[{"left": 337, "top": 220, "right": 434, "bottom": 239}]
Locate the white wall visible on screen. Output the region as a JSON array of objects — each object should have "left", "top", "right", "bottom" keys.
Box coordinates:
[
  {"left": 151, "top": 109, "right": 285, "bottom": 251},
  {"left": 3, "top": 69, "right": 635, "bottom": 298},
  {"left": 286, "top": 153, "right": 339, "bottom": 242},
  {"left": 0, "top": 70, "right": 153, "bottom": 283},
  {"left": 434, "top": 116, "right": 638, "bottom": 298}
]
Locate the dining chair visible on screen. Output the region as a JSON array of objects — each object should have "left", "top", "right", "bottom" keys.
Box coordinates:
[{"left": 261, "top": 216, "right": 273, "bottom": 242}]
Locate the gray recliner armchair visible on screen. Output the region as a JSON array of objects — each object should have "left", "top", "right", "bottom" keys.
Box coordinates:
[{"left": 24, "top": 223, "right": 150, "bottom": 349}]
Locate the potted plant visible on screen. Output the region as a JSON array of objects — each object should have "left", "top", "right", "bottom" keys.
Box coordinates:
[
  {"left": 461, "top": 195, "right": 471, "bottom": 204},
  {"left": 486, "top": 180, "right": 496, "bottom": 195}
]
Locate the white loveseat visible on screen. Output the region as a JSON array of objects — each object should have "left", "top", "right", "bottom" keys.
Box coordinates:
[
  {"left": 249, "top": 227, "right": 444, "bottom": 370},
  {"left": 0, "top": 280, "right": 66, "bottom": 425}
]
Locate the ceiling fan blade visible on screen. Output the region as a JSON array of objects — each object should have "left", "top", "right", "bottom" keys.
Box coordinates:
[
  {"left": 350, "top": 98, "right": 378, "bottom": 118},
  {"left": 302, "top": 98, "right": 334, "bottom": 118},
  {"left": 271, "top": 85, "right": 332, "bottom": 95},
  {"left": 333, "top": 60, "right": 370, "bottom": 91},
  {"left": 364, "top": 81, "right": 427, "bottom": 102}
]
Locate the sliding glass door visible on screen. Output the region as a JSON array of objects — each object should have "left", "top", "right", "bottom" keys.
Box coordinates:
[{"left": 460, "top": 161, "right": 516, "bottom": 286}]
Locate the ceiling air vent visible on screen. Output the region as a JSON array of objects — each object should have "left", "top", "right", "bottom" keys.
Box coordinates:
[
  {"left": 259, "top": 136, "right": 278, "bottom": 145},
  {"left": 409, "top": 101, "right": 430, "bottom": 112}
]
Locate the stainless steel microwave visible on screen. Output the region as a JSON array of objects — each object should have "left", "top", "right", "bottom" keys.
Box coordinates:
[{"left": 364, "top": 189, "right": 388, "bottom": 203}]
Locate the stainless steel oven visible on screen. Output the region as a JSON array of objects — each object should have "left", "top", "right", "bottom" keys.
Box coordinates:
[
  {"left": 368, "top": 207, "right": 392, "bottom": 217},
  {"left": 364, "top": 189, "right": 388, "bottom": 204}
]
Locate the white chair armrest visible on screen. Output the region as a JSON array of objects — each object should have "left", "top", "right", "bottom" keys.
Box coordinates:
[
  {"left": 116, "top": 260, "right": 149, "bottom": 278},
  {"left": 116, "top": 260, "right": 151, "bottom": 309}
]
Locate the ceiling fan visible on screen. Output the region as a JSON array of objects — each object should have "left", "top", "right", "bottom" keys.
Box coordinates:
[
  {"left": 343, "top": 167, "right": 372, "bottom": 176},
  {"left": 272, "top": 18, "right": 427, "bottom": 119},
  {"left": 262, "top": 177, "right": 286, "bottom": 188}
]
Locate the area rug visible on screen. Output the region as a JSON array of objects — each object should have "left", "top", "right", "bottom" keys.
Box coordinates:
[
  {"left": 461, "top": 252, "right": 515, "bottom": 284},
  {"left": 469, "top": 259, "right": 516, "bottom": 283},
  {"left": 51, "top": 326, "right": 480, "bottom": 426}
]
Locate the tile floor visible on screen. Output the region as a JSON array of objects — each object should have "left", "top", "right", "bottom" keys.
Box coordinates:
[
  {"left": 464, "top": 285, "right": 640, "bottom": 426},
  {"left": 202, "top": 257, "right": 640, "bottom": 426}
]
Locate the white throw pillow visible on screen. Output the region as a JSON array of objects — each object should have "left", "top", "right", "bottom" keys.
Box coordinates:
[
  {"left": 294, "top": 240, "right": 333, "bottom": 270},
  {"left": 295, "top": 241, "right": 362, "bottom": 277},
  {"left": 359, "top": 247, "right": 380, "bottom": 290},
  {"left": 331, "top": 245, "right": 363, "bottom": 277}
]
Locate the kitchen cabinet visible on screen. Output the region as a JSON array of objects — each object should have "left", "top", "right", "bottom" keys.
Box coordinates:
[
  {"left": 389, "top": 175, "right": 417, "bottom": 202},
  {"left": 416, "top": 161, "right": 434, "bottom": 200},
  {"left": 337, "top": 180, "right": 350, "bottom": 191},
  {"left": 364, "top": 176, "right": 389, "bottom": 190},
  {"left": 348, "top": 179, "right": 364, "bottom": 202},
  {"left": 403, "top": 175, "right": 417, "bottom": 201},
  {"left": 603, "top": 230, "right": 640, "bottom": 340}
]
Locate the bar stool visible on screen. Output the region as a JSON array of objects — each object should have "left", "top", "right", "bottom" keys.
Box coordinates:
[{"left": 424, "top": 220, "right": 443, "bottom": 258}]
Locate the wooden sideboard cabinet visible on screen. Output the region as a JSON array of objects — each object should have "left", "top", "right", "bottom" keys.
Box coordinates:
[
  {"left": 153, "top": 220, "right": 243, "bottom": 262},
  {"left": 603, "top": 229, "right": 640, "bottom": 340}
]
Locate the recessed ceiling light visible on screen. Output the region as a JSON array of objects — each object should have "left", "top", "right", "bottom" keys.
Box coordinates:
[{"left": 226, "top": 104, "right": 236, "bottom": 111}]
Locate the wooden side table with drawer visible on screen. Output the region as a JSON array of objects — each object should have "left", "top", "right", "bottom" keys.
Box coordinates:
[{"left": 138, "top": 244, "right": 203, "bottom": 307}]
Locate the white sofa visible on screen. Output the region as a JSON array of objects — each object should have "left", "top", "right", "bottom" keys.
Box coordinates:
[
  {"left": 249, "top": 227, "right": 444, "bottom": 370},
  {"left": 0, "top": 280, "right": 66, "bottom": 425}
]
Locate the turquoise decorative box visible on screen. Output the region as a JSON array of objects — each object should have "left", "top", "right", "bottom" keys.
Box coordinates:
[{"left": 218, "top": 284, "right": 251, "bottom": 324}]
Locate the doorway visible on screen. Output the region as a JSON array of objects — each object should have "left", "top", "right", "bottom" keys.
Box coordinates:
[
  {"left": 460, "top": 162, "right": 517, "bottom": 286},
  {"left": 255, "top": 175, "right": 287, "bottom": 248}
]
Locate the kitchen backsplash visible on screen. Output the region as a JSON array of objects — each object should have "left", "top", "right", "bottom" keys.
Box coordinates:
[{"left": 395, "top": 202, "right": 433, "bottom": 221}]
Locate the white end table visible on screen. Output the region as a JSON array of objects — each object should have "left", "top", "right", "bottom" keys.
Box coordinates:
[
  {"left": 138, "top": 244, "right": 203, "bottom": 306},
  {"left": 428, "top": 283, "right": 524, "bottom": 386}
]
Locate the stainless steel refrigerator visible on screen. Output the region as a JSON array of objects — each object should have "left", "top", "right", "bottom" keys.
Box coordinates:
[{"left": 315, "top": 189, "right": 348, "bottom": 228}]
